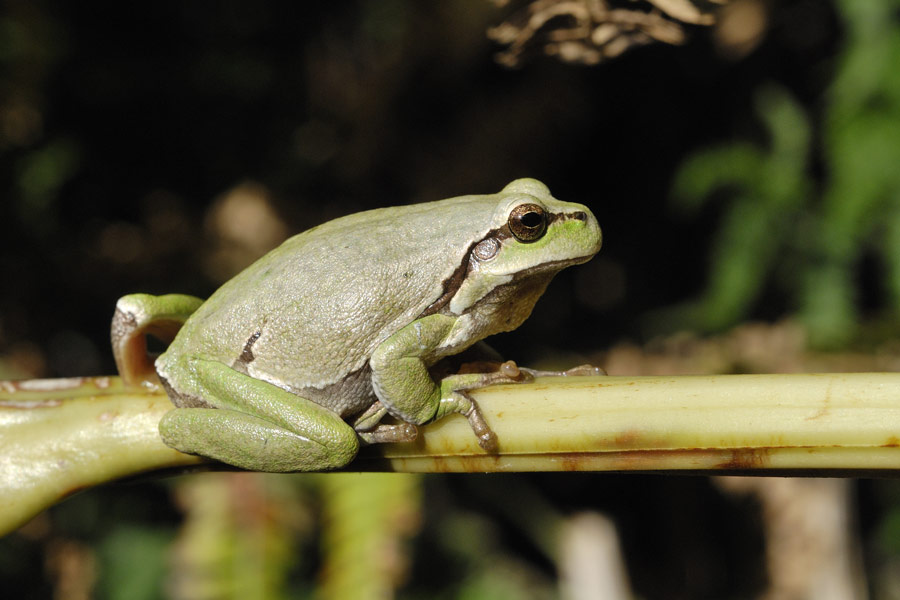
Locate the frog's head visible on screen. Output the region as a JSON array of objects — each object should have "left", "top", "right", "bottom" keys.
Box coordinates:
[{"left": 447, "top": 178, "right": 602, "bottom": 318}]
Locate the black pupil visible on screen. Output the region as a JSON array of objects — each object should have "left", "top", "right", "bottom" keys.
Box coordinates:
[{"left": 520, "top": 211, "right": 542, "bottom": 228}]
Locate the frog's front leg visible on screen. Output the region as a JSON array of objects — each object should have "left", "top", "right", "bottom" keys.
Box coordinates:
[
  {"left": 158, "top": 358, "right": 360, "bottom": 472},
  {"left": 370, "top": 314, "right": 524, "bottom": 452}
]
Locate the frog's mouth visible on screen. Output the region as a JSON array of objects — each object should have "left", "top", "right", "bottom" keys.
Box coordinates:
[
  {"left": 475, "top": 252, "right": 597, "bottom": 310},
  {"left": 503, "top": 252, "right": 598, "bottom": 281}
]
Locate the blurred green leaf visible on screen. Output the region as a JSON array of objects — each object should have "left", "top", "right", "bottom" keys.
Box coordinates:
[
  {"left": 666, "top": 0, "right": 900, "bottom": 347},
  {"left": 168, "top": 473, "right": 307, "bottom": 600},
  {"left": 663, "top": 85, "right": 811, "bottom": 332},
  {"left": 97, "top": 526, "right": 173, "bottom": 600},
  {"left": 317, "top": 473, "right": 421, "bottom": 600},
  {"left": 15, "top": 137, "right": 81, "bottom": 231}
]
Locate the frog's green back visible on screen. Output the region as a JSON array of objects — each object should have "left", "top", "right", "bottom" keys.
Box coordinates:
[{"left": 160, "top": 193, "right": 505, "bottom": 392}]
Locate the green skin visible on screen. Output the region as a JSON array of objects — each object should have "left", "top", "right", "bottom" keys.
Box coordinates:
[{"left": 112, "top": 179, "right": 602, "bottom": 472}]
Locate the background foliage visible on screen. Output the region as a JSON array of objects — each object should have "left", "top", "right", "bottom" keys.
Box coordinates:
[{"left": 4, "top": 0, "right": 900, "bottom": 598}]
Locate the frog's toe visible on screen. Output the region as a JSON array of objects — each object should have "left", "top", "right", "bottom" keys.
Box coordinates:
[
  {"left": 564, "top": 364, "right": 607, "bottom": 376},
  {"left": 518, "top": 364, "right": 606, "bottom": 378},
  {"left": 498, "top": 360, "right": 521, "bottom": 378},
  {"left": 477, "top": 429, "right": 499, "bottom": 453},
  {"left": 358, "top": 422, "right": 418, "bottom": 444}
]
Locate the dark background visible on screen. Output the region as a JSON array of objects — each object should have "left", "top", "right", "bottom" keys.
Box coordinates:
[
  {"left": 6, "top": 2, "right": 896, "bottom": 599},
  {"left": 0, "top": 0, "right": 838, "bottom": 380}
]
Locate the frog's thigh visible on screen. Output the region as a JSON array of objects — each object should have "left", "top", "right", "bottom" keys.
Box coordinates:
[
  {"left": 160, "top": 408, "right": 354, "bottom": 472},
  {"left": 160, "top": 358, "right": 358, "bottom": 472},
  {"left": 369, "top": 313, "right": 456, "bottom": 425}
]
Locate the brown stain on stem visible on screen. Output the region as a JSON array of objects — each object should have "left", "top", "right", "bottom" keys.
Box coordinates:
[
  {"left": 805, "top": 378, "right": 833, "bottom": 421},
  {"left": 716, "top": 448, "right": 770, "bottom": 469},
  {"left": 354, "top": 447, "right": 787, "bottom": 473}
]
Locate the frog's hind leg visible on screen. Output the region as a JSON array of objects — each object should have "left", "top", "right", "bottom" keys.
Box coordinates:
[
  {"left": 159, "top": 358, "right": 359, "bottom": 472},
  {"left": 161, "top": 408, "right": 356, "bottom": 472}
]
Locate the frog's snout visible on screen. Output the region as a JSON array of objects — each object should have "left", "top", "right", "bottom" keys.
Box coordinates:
[{"left": 573, "top": 206, "right": 602, "bottom": 256}]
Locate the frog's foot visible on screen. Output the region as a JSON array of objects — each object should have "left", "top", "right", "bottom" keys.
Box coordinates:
[
  {"left": 451, "top": 359, "right": 534, "bottom": 380},
  {"left": 454, "top": 360, "right": 605, "bottom": 381},
  {"left": 351, "top": 400, "right": 389, "bottom": 431},
  {"left": 435, "top": 361, "right": 604, "bottom": 453},
  {"left": 461, "top": 361, "right": 534, "bottom": 452},
  {"left": 351, "top": 401, "right": 419, "bottom": 445},
  {"left": 357, "top": 423, "right": 418, "bottom": 445},
  {"left": 466, "top": 360, "right": 535, "bottom": 384},
  {"left": 435, "top": 362, "right": 531, "bottom": 454}
]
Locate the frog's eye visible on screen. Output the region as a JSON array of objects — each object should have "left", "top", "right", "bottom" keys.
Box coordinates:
[{"left": 508, "top": 203, "right": 547, "bottom": 243}]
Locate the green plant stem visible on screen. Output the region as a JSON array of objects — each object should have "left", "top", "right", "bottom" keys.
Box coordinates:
[
  {"left": 4, "top": 372, "right": 900, "bottom": 534},
  {"left": 0, "top": 376, "right": 203, "bottom": 534}
]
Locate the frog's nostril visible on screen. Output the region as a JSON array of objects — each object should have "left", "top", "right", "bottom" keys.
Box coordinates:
[{"left": 572, "top": 211, "right": 587, "bottom": 221}]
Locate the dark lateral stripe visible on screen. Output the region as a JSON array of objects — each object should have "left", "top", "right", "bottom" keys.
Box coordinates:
[
  {"left": 419, "top": 241, "right": 477, "bottom": 317},
  {"left": 238, "top": 330, "right": 262, "bottom": 364},
  {"left": 417, "top": 210, "right": 576, "bottom": 318}
]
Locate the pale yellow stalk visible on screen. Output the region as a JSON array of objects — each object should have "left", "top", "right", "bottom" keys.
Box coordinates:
[{"left": 3, "top": 372, "right": 900, "bottom": 534}]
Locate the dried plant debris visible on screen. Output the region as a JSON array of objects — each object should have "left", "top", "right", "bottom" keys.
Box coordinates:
[{"left": 489, "top": 0, "right": 724, "bottom": 66}]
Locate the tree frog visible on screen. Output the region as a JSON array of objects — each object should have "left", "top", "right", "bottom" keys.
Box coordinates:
[{"left": 111, "top": 178, "right": 602, "bottom": 472}]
